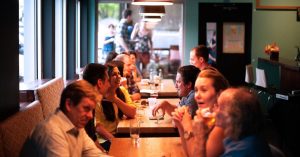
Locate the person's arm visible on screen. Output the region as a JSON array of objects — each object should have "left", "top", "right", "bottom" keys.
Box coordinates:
[
  {"left": 116, "top": 36, "right": 129, "bottom": 52},
  {"left": 105, "top": 88, "right": 136, "bottom": 118},
  {"left": 131, "top": 23, "right": 139, "bottom": 40},
  {"left": 94, "top": 104, "right": 115, "bottom": 141},
  {"left": 95, "top": 123, "right": 114, "bottom": 141},
  {"left": 152, "top": 100, "right": 177, "bottom": 116}
]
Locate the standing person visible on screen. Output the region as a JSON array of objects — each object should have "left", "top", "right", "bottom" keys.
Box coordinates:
[
  {"left": 102, "top": 24, "right": 116, "bottom": 59},
  {"left": 115, "top": 9, "right": 133, "bottom": 53},
  {"left": 194, "top": 87, "right": 272, "bottom": 157},
  {"left": 172, "top": 68, "right": 229, "bottom": 157},
  {"left": 131, "top": 21, "right": 153, "bottom": 71},
  {"left": 21, "top": 80, "right": 107, "bottom": 157},
  {"left": 189, "top": 45, "right": 210, "bottom": 70},
  {"left": 152, "top": 65, "right": 200, "bottom": 117}
]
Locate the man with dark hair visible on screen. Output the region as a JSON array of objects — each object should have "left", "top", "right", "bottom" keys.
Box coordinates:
[
  {"left": 21, "top": 80, "right": 108, "bottom": 157},
  {"left": 152, "top": 65, "right": 200, "bottom": 117},
  {"left": 190, "top": 45, "right": 210, "bottom": 70},
  {"left": 116, "top": 9, "right": 133, "bottom": 53},
  {"left": 82, "top": 63, "right": 111, "bottom": 151}
]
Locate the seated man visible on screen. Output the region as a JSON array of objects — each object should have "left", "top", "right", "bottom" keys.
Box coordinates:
[
  {"left": 21, "top": 80, "right": 108, "bottom": 157},
  {"left": 152, "top": 65, "right": 200, "bottom": 117}
]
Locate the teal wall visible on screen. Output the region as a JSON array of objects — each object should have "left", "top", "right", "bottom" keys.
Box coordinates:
[{"left": 184, "top": 0, "right": 300, "bottom": 68}]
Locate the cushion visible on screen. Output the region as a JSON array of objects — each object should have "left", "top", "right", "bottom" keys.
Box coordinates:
[
  {"left": 36, "top": 77, "right": 64, "bottom": 118},
  {"left": 0, "top": 101, "right": 44, "bottom": 157}
]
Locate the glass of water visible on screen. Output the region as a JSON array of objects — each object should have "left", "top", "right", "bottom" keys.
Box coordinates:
[{"left": 130, "top": 119, "right": 140, "bottom": 145}]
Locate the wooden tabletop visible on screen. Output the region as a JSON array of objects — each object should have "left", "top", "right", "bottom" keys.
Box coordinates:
[
  {"left": 117, "top": 99, "right": 180, "bottom": 135},
  {"left": 138, "top": 79, "right": 178, "bottom": 98},
  {"left": 109, "top": 137, "right": 186, "bottom": 157}
]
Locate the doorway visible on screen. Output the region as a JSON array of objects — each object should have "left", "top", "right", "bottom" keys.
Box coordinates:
[{"left": 199, "top": 3, "right": 252, "bottom": 86}]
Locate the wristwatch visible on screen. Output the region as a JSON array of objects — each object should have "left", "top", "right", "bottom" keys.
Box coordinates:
[{"left": 183, "top": 130, "right": 194, "bottom": 140}]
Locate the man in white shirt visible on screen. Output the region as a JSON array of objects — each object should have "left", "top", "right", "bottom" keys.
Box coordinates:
[{"left": 21, "top": 80, "right": 109, "bottom": 157}]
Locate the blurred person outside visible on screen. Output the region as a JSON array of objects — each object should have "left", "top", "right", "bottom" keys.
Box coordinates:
[
  {"left": 152, "top": 65, "right": 200, "bottom": 118},
  {"left": 189, "top": 45, "right": 211, "bottom": 70},
  {"left": 131, "top": 21, "right": 153, "bottom": 72},
  {"left": 21, "top": 80, "right": 109, "bottom": 157},
  {"left": 102, "top": 24, "right": 116, "bottom": 59},
  {"left": 115, "top": 9, "right": 134, "bottom": 53},
  {"left": 172, "top": 68, "right": 229, "bottom": 157}
]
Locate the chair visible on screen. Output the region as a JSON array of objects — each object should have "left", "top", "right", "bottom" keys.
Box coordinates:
[
  {"left": 0, "top": 101, "right": 44, "bottom": 157},
  {"left": 269, "top": 144, "right": 286, "bottom": 157},
  {"left": 36, "top": 77, "right": 64, "bottom": 119},
  {"left": 255, "top": 68, "right": 267, "bottom": 88},
  {"left": 245, "top": 64, "right": 254, "bottom": 84}
]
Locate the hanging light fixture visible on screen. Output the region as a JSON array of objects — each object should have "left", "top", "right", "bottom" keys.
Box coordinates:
[
  {"left": 142, "top": 16, "right": 162, "bottom": 22},
  {"left": 132, "top": 0, "right": 173, "bottom": 6},
  {"left": 139, "top": 6, "right": 166, "bottom": 16}
]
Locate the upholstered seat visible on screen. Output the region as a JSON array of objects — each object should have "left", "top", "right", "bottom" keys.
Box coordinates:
[
  {"left": 269, "top": 144, "right": 286, "bottom": 157},
  {"left": 36, "top": 77, "right": 64, "bottom": 119},
  {"left": 0, "top": 101, "right": 43, "bottom": 157}
]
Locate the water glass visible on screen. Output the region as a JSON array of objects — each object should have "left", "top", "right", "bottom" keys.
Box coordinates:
[
  {"left": 136, "top": 105, "right": 145, "bottom": 123},
  {"left": 130, "top": 119, "right": 140, "bottom": 144}
]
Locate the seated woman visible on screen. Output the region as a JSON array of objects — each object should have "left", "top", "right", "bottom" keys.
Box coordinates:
[
  {"left": 152, "top": 65, "right": 200, "bottom": 117},
  {"left": 109, "top": 60, "right": 136, "bottom": 107},
  {"left": 172, "top": 68, "right": 229, "bottom": 157},
  {"left": 95, "top": 62, "right": 136, "bottom": 151},
  {"left": 193, "top": 87, "right": 272, "bottom": 157}
]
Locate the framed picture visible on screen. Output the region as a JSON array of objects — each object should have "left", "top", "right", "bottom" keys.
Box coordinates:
[
  {"left": 223, "top": 23, "right": 245, "bottom": 54},
  {"left": 256, "top": 0, "right": 300, "bottom": 10}
]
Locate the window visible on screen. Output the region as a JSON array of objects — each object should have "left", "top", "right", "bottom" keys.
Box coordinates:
[{"left": 19, "top": 0, "right": 38, "bottom": 83}]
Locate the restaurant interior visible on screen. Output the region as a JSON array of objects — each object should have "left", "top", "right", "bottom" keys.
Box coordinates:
[{"left": 0, "top": 0, "right": 300, "bottom": 157}]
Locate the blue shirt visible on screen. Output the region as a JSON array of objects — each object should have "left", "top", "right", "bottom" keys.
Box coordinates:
[
  {"left": 178, "top": 90, "right": 198, "bottom": 117},
  {"left": 222, "top": 136, "right": 272, "bottom": 157}
]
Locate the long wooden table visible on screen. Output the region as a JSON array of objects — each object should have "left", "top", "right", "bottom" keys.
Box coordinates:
[
  {"left": 138, "top": 79, "right": 178, "bottom": 98},
  {"left": 117, "top": 99, "right": 180, "bottom": 136},
  {"left": 109, "top": 137, "right": 186, "bottom": 157}
]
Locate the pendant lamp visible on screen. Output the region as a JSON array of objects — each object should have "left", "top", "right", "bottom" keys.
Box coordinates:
[
  {"left": 139, "top": 6, "right": 165, "bottom": 16},
  {"left": 142, "top": 16, "right": 162, "bottom": 22},
  {"left": 132, "top": 0, "right": 173, "bottom": 6}
]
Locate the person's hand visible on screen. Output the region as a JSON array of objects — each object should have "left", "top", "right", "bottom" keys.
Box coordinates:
[
  {"left": 105, "top": 89, "right": 117, "bottom": 102},
  {"left": 152, "top": 101, "right": 166, "bottom": 117},
  {"left": 192, "top": 109, "right": 212, "bottom": 139},
  {"left": 120, "top": 77, "right": 127, "bottom": 87}
]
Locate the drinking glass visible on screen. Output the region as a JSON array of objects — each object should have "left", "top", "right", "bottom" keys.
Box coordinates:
[
  {"left": 154, "top": 109, "right": 163, "bottom": 124},
  {"left": 130, "top": 119, "right": 140, "bottom": 144},
  {"left": 200, "top": 108, "right": 215, "bottom": 128},
  {"left": 136, "top": 105, "right": 145, "bottom": 123}
]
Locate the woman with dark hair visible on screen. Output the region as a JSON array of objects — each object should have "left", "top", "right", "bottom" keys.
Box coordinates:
[{"left": 94, "top": 62, "right": 136, "bottom": 151}]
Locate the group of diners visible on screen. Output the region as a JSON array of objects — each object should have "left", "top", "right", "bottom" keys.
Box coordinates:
[{"left": 21, "top": 45, "right": 273, "bottom": 157}]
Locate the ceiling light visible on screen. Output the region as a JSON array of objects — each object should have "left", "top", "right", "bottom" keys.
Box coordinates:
[
  {"left": 139, "top": 6, "right": 165, "bottom": 16},
  {"left": 132, "top": 0, "right": 173, "bottom": 6},
  {"left": 142, "top": 16, "right": 162, "bottom": 22}
]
